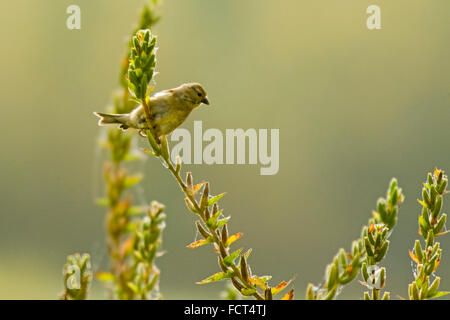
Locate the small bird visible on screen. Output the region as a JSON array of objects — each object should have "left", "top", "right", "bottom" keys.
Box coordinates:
[{"left": 94, "top": 83, "right": 210, "bottom": 139}]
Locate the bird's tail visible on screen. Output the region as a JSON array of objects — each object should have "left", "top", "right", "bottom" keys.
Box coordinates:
[{"left": 94, "top": 112, "right": 129, "bottom": 128}]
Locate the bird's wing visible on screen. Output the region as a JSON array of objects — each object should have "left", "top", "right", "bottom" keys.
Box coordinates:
[{"left": 149, "top": 91, "right": 172, "bottom": 117}]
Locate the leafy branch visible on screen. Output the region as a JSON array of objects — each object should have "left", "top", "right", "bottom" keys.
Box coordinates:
[
  {"left": 126, "top": 201, "right": 166, "bottom": 299},
  {"left": 96, "top": 0, "right": 163, "bottom": 300},
  {"left": 60, "top": 253, "right": 92, "bottom": 300},
  {"left": 306, "top": 178, "right": 404, "bottom": 300},
  {"left": 408, "top": 169, "right": 449, "bottom": 300},
  {"left": 125, "top": 28, "right": 294, "bottom": 301}
]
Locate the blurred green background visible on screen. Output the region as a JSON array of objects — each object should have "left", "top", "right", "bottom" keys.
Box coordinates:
[{"left": 0, "top": 0, "right": 449, "bottom": 299}]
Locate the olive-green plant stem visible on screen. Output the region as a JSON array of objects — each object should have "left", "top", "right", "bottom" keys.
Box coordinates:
[
  {"left": 99, "top": 0, "right": 161, "bottom": 300},
  {"left": 150, "top": 140, "right": 266, "bottom": 300},
  {"left": 127, "top": 29, "right": 294, "bottom": 301},
  {"left": 408, "top": 169, "right": 449, "bottom": 300},
  {"left": 60, "top": 253, "right": 92, "bottom": 300},
  {"left": 306, "top": 178, "right": 404, "bottom": 300}
]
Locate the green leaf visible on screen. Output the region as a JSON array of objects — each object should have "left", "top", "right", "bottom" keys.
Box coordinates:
[
  {"left": 96, "top": 272, "right": 115, "bottom": 283},
  {"left": 375, "top": 241, "right": 389, "bottom": 262},
  {"left": 127, "top": 282, "right": 139, "bottom": 294},
  {"left": 160, "top": 135, "right": 170, "bottom": 160},
  {"left": 223, "top": 248, "right": 243, "bottom": 267},
  {"left": 339, "top": 266, "right": 359, "bottom": 285},
  {"left": 206, "top": 209, "right": 223, "bottom": 228},
  {"left": 208, "top": 193, "right": 226, "bottom": 207},
  {"left": 258, "top": 275, "right": 272, "bottom": 283},
  {"left": 390, "top": 188, "right": 398, "bottom": 206},
  {"left": 428, "top": 291, "right": 450, "bottom": 299},
  {"left": 427, "top": 172, "right": 434, "bottom": 185},
  {"left": 216, "top": 216, "right": 231, "bottom": 229},
  {"left": 96, "top": 197, "right": 109, "bottom": 207},
  {"left": 125, "top": 222, "right": 138, "bottom": 233},
  {"left": 434, "top": 213, "right": 447, "bottom": 234},
  {"left": 414, "top": 240, "right": 423, "bottom": 262},
  {"left": 129, "top": 206, "right": 146, "bottom": 215},
  {"left": 240, "top": 288, "right": 256, "bottom": 296},
  {"left": 418, "top": 199, "right": 428, "bottom": 209},
  {"left": 427, "top": 277, "right": 441, "bottom": 297},
  {"left": 419, "top": 217, "right": 428, "bottom": 237},
  {"left": 361, "top": 262, "right": 369, "bottom": 282},
  {"left": 244, "top": 248, "right": 253, "bottom": 260},
  {"left": 338, "top": 249, "right": 347, "bottom": 268},
  {"left": 377, "top": 199, "right": 387, "bottom": 220},
  {"left": 437, "top": 180, "right": 448, "bottom": 194},
  {"left": 327, "top": 264, "right": 338, "bottom": 289},
  {"left": 124, "top": 153, "right": 143, "bottom": 162},
  {"left": 147, "top": 274, "right": 159, "bottom": 292},
  {"left": 364, "top": 237, "right": 374, "bottom": 257},
  {"left": 196, "top": 270, "right": 234, "bottom": 285},
  {"left": 124, "top": 174, "right": 143, "bottom": 188}
]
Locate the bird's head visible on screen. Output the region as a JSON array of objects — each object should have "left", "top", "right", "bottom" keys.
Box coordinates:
[{"left": 180, "top": 83, "right": 210, "bottom": 108}]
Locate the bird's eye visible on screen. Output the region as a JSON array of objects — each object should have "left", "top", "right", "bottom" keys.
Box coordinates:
[{"left": 197, "top": 93, "right": 202, "bottom": 97}]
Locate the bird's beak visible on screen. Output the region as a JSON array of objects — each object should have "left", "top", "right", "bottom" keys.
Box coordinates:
[{"left": 201, "top": 97, "right": 210, "bottom": 105}]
